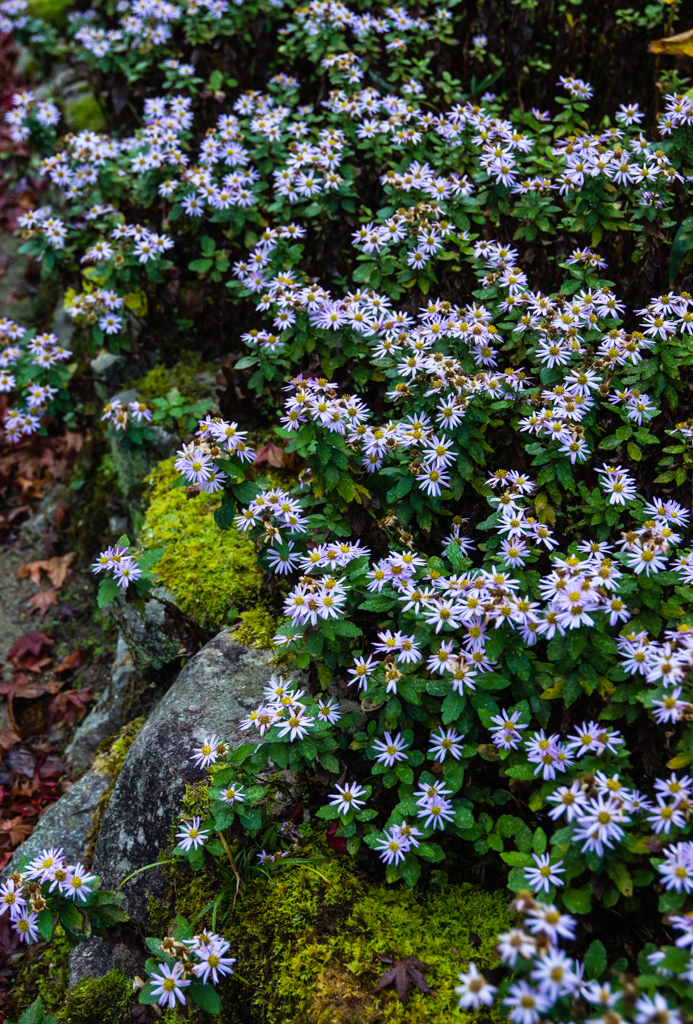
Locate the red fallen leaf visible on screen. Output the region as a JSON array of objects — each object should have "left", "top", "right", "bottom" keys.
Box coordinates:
[
  {"left": 253, "top": 442, "right": 286, "bottom": 468},
  {"left": 12, "top": 653, "right": 52, "bottom": 675},
  {"left": 374, "top": 955, "right": 434, "bottom": 1006},
  {"left": 37, "top": 759, "right": 64, "bottom": 779},
  {"left": 6, "top": 631, "right": 54, "bottom": 664},
  {"left": 27, "top": 588, "right": 58, "bottom": 618},
  {"left": 0, "top": 675, "right": 65, "bottom": 734},
  {"left": 53, "top": 649, "right": 84, "bottom": 674},
  {"left": 0, "top": 815, "right": 34, "bottom": 848},
  {"left": 46, "top": 686, "right": 94, "bottom": 729},
  {"left": 10, "top": 677, "right": 64, "bottom": 700},
  {"left": 325, "top": 821, "right": 348, "bottom": 854}
]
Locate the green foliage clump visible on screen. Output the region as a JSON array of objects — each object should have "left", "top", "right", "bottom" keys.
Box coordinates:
[
  {"left": 57, "top": 970, "right": 132, "bottom": 1024},
  {"left": 139, "top": 458, "right": 261, "bottom": 626},
  {"left": 219, "top": 859, "right": 510, "bottom": 1024}
]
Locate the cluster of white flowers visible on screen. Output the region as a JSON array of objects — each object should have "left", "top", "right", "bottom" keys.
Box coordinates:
[
  {"left": 5, "top": 90, "right": 59, "bottom": 142},
  {"left": 1, "top": 320, "right": 72, "bottom": 441},
  {"left": 234, "top": 672, "right": 340, "bottom": 742},
  {"left": 0, "top": 847, "right": 96, "bottom": 945},
  {"left": 455, "top": 893, "right": 686, "bottom": 1024},
  {"left": 148, "top": 929, "right": 236, "bottom": 1010}
]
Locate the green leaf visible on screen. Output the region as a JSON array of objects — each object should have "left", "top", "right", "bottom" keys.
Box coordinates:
[
  {"left": 584, "top": 940, "right": 607, "bottom": 980},
  {"left": 332, "top": 620, "right": 363, "bottom": 637},
  {"left": 173, "top": 913, "right": 193, "bottom": 941},
  {"left": 231, "top": 479, "right": 261, "bottom": 504},
  {"left": 505, "top": 762, "right": 536, "bottom": 780},
  {"left": 58, "top": 900, "right": 82, "bottom": 935},
  {"left": 506, "top": 867, "right": 529, "bottom": 891},
  {"left": 137, "top": 547, "right": 165, "bottom": 570},
  {"left": 316, "top": 804, "right": 341, "bottom": 820},
  {"left": 598, "top": 434, "right": 622, "bottom": 450},
  {"left": 532, "top": 827, "right": 547, "bottom": 856},
  {"left": 659, "top": 890, "right": 686, "bottom": 913},
  {"left": 189, "top": 977, "right": 221, "bottom": 1014},
  {"left": 417, "top": 841, "right": 445, "bottom": 863},
  {"left": 238, "top": 807, "right": 261, "bottom": 831},
  {"left": 453, "top": 806, "right": 474, "bottom": 829},
  {"left": 318, "top": 753, "right": 340, "bottom": 773},
  {"left": 18, "top": 997, "right": 58, "bottom": 1024},
  {"left": 269, "top": 742, "right": 288, "bottom": 769},
  {"left": 561, "top": 886, "right": 591, "bottom": 915},
  {"left": 37, "top": 908, "right": 54, "bottom": 943},
  {"left": 670, "top": 215, "right": 693, "bottom": 283},
  {"left": 188, "top": 257, "right": 214, "bottom": 274},
  {"left": 445, "top": 540, "right": 467, "bottom": 571},
  {"left": 500, "top": 851, "right": 534, "bottom": 867},
  {"left": 607, "top": 860, "right": 633, "bottom": 897},
  {"left": 399, "top": 853, "right": 421, "bottom": 887},
  {"left": 214, "top": 491, "right": 237, "bottom": 530},
  {"left": 299, "top": 738, "right": 317, "bottom": 762},
  {"left": 97, "top": 577, "right": 120, "bottom": 608}
]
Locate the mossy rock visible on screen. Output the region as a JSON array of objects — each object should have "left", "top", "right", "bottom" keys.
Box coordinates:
[
  {"left": 140, "top": 459, "right": 262, "bottom": 627},
  {"left": 164, "top": 857, "right": 511, "bottom": 1024},
  {"left": 133, "top": 357, "right": 218, "bottom": 402},
  {"left": 63, "top": 95, "right": 106, "bottom": 133},
  {"left": 58, "top": 970, "right": 132, "bottom": 1023}
]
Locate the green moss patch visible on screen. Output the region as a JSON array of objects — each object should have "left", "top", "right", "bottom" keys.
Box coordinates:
[
  {"left": 154, "top": 851, "right": 511, "bottom": 1024},
  {"left": 132, "top": 356, "right": 217, "bottom": 402},
  {"left": 140, "top": 459, "right": 262, "bottom": 627},
  {"left": 7, "top": 925, "right": 70, "bottom": 1015},
  {"left": 63, "top": 95, "right": 106, "bottom": 132},
  {"left": 58, "top": 970, "right": 132, "bottom": 1024}
]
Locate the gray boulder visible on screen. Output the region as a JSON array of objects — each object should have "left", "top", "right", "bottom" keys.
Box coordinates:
[
  {"left": 65, "top": 634, "right": 137, "bottom": 769},
  {"left": 111, "top": 588, "right": 182, "bottom": 674},
  {"left": 91, "top": 633, "right": 280, "bottom": 928}
]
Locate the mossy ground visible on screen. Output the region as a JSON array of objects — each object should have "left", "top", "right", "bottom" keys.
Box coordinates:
[
  {"left": 7, "top": 925, "right": 71, "bottom": 1015},
  {"left": 150, "top": 834, "right": 511, "bottom": 1024},
  {"left": 139, "top": 459, "right": 262, "bottom": 627}
]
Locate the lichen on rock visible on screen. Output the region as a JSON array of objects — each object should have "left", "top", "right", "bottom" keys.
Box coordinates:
[{"left": 139, "top": 459, "right": 262, "bottom": 627}]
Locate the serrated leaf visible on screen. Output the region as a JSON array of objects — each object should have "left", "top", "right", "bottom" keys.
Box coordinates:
[{"left": 97, "top": 577, "right": 120, "bottom": 608}]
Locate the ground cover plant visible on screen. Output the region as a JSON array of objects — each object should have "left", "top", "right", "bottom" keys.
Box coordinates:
[{"left": 2, "top": 0, "right": 693, "bottom": 1020}]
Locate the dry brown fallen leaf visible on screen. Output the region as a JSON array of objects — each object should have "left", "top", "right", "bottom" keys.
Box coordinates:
[
  {"left": 27, "top": 588, "right": 58, "bottom": 618},
  {"left": 17, "top": 552, "right": 75, "bottom": 591},
  {"left": 649, "top": 27, "right": 693, "bottom": 55}
]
